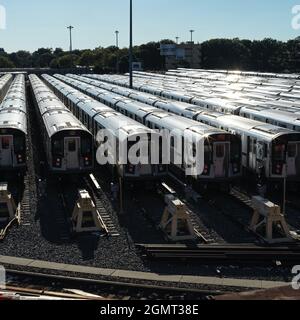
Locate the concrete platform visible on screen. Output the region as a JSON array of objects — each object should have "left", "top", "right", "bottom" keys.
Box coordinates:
[{"left": 0, "top": 255, "right": 290, "bottom": 290}]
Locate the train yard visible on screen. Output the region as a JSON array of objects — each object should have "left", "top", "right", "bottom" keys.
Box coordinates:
[{"left": 1, "top": 69, "right": 300, "bottom": 298}]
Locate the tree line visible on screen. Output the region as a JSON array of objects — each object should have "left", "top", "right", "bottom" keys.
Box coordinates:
[{"left": 0, "top": 38, "right": 299, "bottom": 73}]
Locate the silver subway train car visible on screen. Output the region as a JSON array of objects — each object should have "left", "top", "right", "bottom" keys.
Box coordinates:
[
  {"left": 0, "top": 74, "right": 27, "bottom": 172},
  {"left": 29, "top": 74, "right": 94, "bottom": 174}
]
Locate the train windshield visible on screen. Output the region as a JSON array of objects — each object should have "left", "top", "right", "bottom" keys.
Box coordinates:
[
  {"left": 52, "top": 140, "right": 64, "bottom": 156},
  {"left": 81, "top": 137, "right": 92, "bottom": 155},
  {"left": 230, "top": 140, "right": 241, "bottom": 161},
  {"left": 288, "top": 144, "right": 297, "bottom": 158},
  {"left": 1, "top": 137, "right": 10, "bottom": 149},
  {"left": 14, "top": 136, "right": 25, "bottom": 153},
  {"left": 204, "top": 145, "right": 212, "bottom": 163},
  {"left": 273, "top": 144, "right": 286, "bottom": 161}
]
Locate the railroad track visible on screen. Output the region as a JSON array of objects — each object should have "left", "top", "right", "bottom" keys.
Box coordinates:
[
  {"left": 84, "top": 175, "right": 120, "bottom": 237},
  {"left": 20, "top": 176, "right": 32, "bottom": 227},
  {"left": 136, "top": 243, "right": 300, "bottom": 266},
  {"left": 4, "top": 269, "right": 220, "bottom": 300}
]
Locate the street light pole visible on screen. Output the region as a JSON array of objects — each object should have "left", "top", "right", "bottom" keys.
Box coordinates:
[
  {"left": 190, "top": 30, "right": 195, "bottom": 43},
  {"left": 67, "top": 26, "right": 74, "bottom": 52},
  {"left": 115, "top": 30, "right": 119, "bottom": 48},
  {"left": 129, "top": 0, "right": 133, "bottom": 88}
]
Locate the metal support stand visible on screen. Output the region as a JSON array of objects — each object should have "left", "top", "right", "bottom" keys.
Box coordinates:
[
  {"left": 0, "top": 183, "right": 17, "bottom": 224},
  {"left": 72, "top": 190, "right": 106, "bottom": 233},
  {"left": 159, "top": 195, "right": 196, "bottom": 241},
  {"left": 250, "top": 196, "right": 292, "bottom": 244}
]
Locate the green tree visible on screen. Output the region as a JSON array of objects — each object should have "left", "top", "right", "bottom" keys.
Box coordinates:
[
  {"left": 0, "top": 56, "right": 15, "bottom": 68},
  {"left": 57, "top": 54, "right": 78, "bottom": 69},
  {"left": 79, "top": 50, "right": 96, "bottom": 67}
]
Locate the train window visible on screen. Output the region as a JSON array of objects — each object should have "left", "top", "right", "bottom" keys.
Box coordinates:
[
  {"left": 288, "top": 144, "right": 297, "bottom": 157},
  {"left": 204, "top": 145, "right": 212, "bottom": 162},
  {"left": 81, "top": 138, "right": 92, "bottom": 155},
  {"left": 230, "top": 142, "right": 240, "bottom": 161},
  {"left": 264, "top": 144, "right": 268, "bottom": 158},
  {"left": 53, "top": 140, "right": 64, "bottom": 156},
  {"left": 216, "top": 145, "right": 225, "bottom": 158},
  {"left": 273, "top": 144, "right": 285, "bottom": 160},
  {"left": 68, "top": 140, "right": 76, "bottom": 152},
  {"left": 1, "top": 137, "right": 10, "bottom": 149},
  {"left": 14, "top": 136, "right": 25, "bottom": 153},
  {"left": 171, "top": 136, "right": 176, "bottom": 148}
]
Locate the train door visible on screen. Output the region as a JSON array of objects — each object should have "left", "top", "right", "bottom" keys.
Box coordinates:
[
  {"left": 0, "top": 136, "right": 13, "bottom": 167},
  {"left": 64, "top": 137, "right": 80, "bottom": 169},
  {"left": 287, "top": 142, "right": 299, "bottom": 176},
  {"left": 213, "top": 142, "right": 229, "bottom": 177}
]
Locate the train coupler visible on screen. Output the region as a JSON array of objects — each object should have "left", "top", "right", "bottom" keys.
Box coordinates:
[
  {"left": 159, "top": 194, "right": 197, "bottom": 242},
  {"left": 250, "top": 196, "right": 293, "bottom": 244},
  {"left": 72, "top": 189, "right": 107, "bottom": 234}
]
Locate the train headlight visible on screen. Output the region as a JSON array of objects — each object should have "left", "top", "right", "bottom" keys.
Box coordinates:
[
  {"left": 54, "top": 158, "right": 62, "bottom": 168},
  {"left": 128, "top": 164, "right": 135, "bottom": 174},
  {"left": 203, "top": 164, "right": 210, "bottom": 175},
  {"left": 17, "top": 154, "right": 24, "bottom": 163},
  {"left": 233, "top": 163, "right": 240, "bottom": 173},
  {"left": 84, "top": 157, "right": 90, "bottom": 166}
]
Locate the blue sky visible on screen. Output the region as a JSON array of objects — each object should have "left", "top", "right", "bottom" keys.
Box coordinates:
[{"left": 0, "top": 0, "right": 299, "bottom": 52}]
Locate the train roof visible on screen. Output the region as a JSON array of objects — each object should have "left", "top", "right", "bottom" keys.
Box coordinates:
[
  {"left": 195, "top": 112, "right": 299, "bottom": 141},
  {"left": 30, "top": 74, "right": 91, "bottom": 138},
  {"left": 0, "top": 110, "right": 27, "bottom": 134},
  {"left": 240, "top": 106, "right": 300, "bottom": 123},
  {"left": 42, "top": 110, "right": 90, "bottom": 138},
  {"left": 43, "top": 74, "right": 157, "bottom": 139},
  {"left": 147, "top": 111, "right": 226, "bottom": 137}
]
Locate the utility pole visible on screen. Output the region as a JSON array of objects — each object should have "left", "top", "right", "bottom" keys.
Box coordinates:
[
  {"left": 129, "top": 0, "right": 133, "bottom": 88},
  {"left": 67, "top": 26, "right": 74, "bottom": 52},
  {"left": 115, "top": 30, "right": 119, "bottom": 48},
  {"left": 176, "top": 37, "right": 180, "bottom": 44}
]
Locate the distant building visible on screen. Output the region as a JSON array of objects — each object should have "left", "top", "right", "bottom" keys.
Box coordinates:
[
  {"left": 132, "top": 62, "right": 143, "bottom": 71},
  {"left": 160, "top": 42, "right": 202, "bottom": 69}
]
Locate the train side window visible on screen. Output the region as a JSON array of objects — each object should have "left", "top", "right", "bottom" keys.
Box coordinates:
[{"left": 1, "top": 137, "right": 10, "bottom": 149}]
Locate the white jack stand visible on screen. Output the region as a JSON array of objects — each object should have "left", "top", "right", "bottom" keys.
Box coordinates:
[
  {"left": 72, "top": 190, "right": 106, "bottom": 234},
  {"left": 159, "top": 195, "right": 197, "bottom": 241},
  {"left": 250, "top": 196, "right": 292, "bottom": 244},
  {"left": 0, "top": 183, "right": 17, "bottom": 224},
  {"left": 0, "top": 183, "right": 20, "bottom": 240}
]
